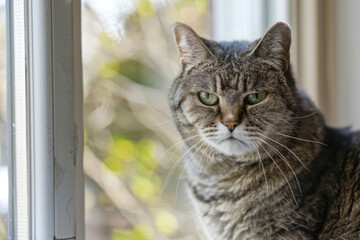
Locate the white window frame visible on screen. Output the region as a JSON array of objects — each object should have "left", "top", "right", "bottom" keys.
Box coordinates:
[{"left": 7, "top": 0, "right": 84, "bottom": 239}]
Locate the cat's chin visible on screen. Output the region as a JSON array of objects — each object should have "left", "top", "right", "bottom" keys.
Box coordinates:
[{"left": 210, "top": 137, "right": 253, "bottom": 157}]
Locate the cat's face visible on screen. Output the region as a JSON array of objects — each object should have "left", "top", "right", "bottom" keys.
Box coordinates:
[{"left": 169, "top": 22, "right": 304, "bottom": 164}]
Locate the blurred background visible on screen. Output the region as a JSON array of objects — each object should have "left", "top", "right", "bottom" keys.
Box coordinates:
[
  {"left": 82, "top": 0, "right": 209, "bottom": 239},
  {"left": 0, "top": 0, "right": 360, "bottom": 240}
]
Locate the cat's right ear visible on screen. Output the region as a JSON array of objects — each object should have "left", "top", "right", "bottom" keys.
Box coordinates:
[{"left": 173, "top": 22, "right": 213, "bottom": 71}]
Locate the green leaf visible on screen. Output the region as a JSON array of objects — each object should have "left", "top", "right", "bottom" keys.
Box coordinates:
[
  {"left": 103, "top": 156, "right": 125, "bottom": 173},
  {"left": 0, "top": 219, "right": 6, "bottom": 239},
  {"left": 130, "top": 175, "right": 161, "bottom": 200},
  {"left": 99, "top": 31, "right": 113, "bottom": 46},
  {"left": 133, "top": 224, "right": 153, "bottom": 240},
  {"left": 112, "top": 229, "right": 134, "bottom": 240},
  {"left": 137, "top": 0, "right": 156, "bottom": 17},
  {"left": 112, "top": 224, "right": 153, "bottom": 240},
  {"left": 155, "top": 211, "right": 179, "bottom": 236},
  {"left": 110, "top": 136, "right": 136, "bottom": 161},
  {"left": 103, "top": 136, "right": 136, "bottom": 174},
  {"left": 99, "top": 62, "right": 120, "bottom": 79},
  {"left": 137, "top": 138, "right": 157, "bottom": 170},
  {"left": 195, "top": 0, "right": 208, "bottom": 13}
]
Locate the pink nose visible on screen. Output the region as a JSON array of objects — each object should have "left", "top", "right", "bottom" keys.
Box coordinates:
[{"left": 223, "top": 121, "right": 239, "bottom": 132}]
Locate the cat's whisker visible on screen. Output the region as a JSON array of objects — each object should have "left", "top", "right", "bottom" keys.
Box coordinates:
[
  {"left": 149, "top": 134, "right": 199, "bottom": 180},
  {"left": 149, "top": 132, "right": 210, "bottom": 180},
  {"left": 198, "top": 143, "right": 212, "bottom": 164},
  {"left": 174, "top": 158, "right": 190, "bottom": 206},
  {"left": 163, "top": 137, "right": 210, "bottom": 194},
  {"left": 165, "top": 132, "right": 216, "bottom": 171},
  {"left": 256, "top": 132, "right": 310, "bottom": 172},
  {"left": 283, "top": 120, "right": 298, "bottom": 132},
  {"left": 165, "top": 143, "right": 183, "bottom": 170},
  {"left": 175, "top": 139, "right": 210, "bottom": 204},
  {"left": 249, "top": 140, "right": 270, "bottom": 195},
  {"left": 255, "top": 137, "right": 303, "bottom": 197},
  {"left": 144, "top": 116, "right": 180, "bottom": 129},
  {"left": 264, "top": 130, "right": 327, "bottom": 146},
  {"left": 257, "top": 142, "right": 299, "bottom": 207},
  {"left": 291, "top": 111, "right": 318, "bottom": 119},
  {"left": 260, "top": 116, "right": 297, "bottom": 132},
  {"left": 161, "top": 136, "right": 214, "bottom": 194}
]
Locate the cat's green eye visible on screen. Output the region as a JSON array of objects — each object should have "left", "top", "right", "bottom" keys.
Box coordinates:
[
  {"left": 198, "top": 92, "right": 219, "bottom": 106},
  {"left": 246, "top": 92, "right": 267, "bottom": 105}
]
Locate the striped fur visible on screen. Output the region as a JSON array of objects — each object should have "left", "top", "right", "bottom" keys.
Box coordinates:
[{"left": 169, "top": 22, "right": 360, "bottom": 239}]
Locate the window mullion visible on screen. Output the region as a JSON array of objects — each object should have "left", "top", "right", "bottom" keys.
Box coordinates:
[
  {"left": 7, "top": 0, "right": 84, "bottom": 239},
  {"left": 7, "top": 0, "right": 30, "bottom": 239}
]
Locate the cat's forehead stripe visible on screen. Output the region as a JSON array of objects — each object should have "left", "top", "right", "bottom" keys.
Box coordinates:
[
  {"left": 238, "top": 72, "right": 245, "bottom": 93},
  {"left": 215, "top": 73, "right": 243, "bottom": 92},
  {"left": 227, "top": 73, "right": 239, "bottom": 90},
  {"left": 215, "top": 74, "right": 223, "bottom": 93}
]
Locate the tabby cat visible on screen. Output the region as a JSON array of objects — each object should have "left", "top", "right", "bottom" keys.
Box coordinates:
[{"left": 168, "top": 22, "right": 360, "bottom": 240}]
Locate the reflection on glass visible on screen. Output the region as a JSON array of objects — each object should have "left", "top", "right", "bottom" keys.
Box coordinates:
[{"left": 0, "top": 0, "right": 7, "bottom": 239}]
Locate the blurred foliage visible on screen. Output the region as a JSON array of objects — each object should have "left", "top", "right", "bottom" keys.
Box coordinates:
[
  {"left": 155, "top": 211, "right": 179, "bottom": 236},
  {"left": 103, "top": 136, "right": 161, "bottom": 201},
  {"left": 100, "top": 60, "right": 162, "bottom": 87},
  {"left": 112, "top": 224, "right": 153, "bottom": 240},
  {"left": 0, "top": 218, "right": 5, "bottom": 240},
  {"left": 83, "top": 0, "right": 209, "bottom": 239},
  {"left": 137, "top": 0, "right": 157, "bottom": 17}
]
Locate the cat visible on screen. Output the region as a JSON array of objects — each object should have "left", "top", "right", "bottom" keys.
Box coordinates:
[{"left": 168, "top": 22, "right": 360, "bottom": 240}]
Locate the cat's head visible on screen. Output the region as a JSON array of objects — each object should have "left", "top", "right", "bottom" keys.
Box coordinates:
[{"left": 169, "top": 22, "right": 319, "bottom": 168}]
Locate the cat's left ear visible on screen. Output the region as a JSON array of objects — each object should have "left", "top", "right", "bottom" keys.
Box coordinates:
[
  {"left": 173, "top": 22, "right": 214, "bottom": 71},
  {"left": 249, "top": 22, "right": 291, "bottom": 71}
]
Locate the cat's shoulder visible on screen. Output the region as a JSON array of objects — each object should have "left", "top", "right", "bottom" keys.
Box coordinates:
[
  {"left": 318, "top": 127, "right": 360, "bottom": 239},
  {"left": 325, "top": 126, "right": 360, "bottom": 148}
]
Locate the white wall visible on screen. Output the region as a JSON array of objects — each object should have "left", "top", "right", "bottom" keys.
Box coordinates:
[
  {"left": 334, "top": 0, "right": 360, "bottom": 130},
  {"left": 211, "top": 0, "right": 289, "bottom": 41}
]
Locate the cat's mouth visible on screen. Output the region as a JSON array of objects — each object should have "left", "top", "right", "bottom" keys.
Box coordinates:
[
  {"left": 204, "top": 123, "right": 254, "bottom": 156},
  {"left": 212, "top": 135, "right": 253, "bottom": 156},
  {"left": 222, "top": 135, "right": 248, "bottom": 145}
]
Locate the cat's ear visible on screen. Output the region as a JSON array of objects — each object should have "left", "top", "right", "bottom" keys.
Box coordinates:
[
  {"left": 249, "top": 22, "right": 291, "bottom": 71},
  {"left": 173, "top": 22, "right": 213, "bottom": 70}
]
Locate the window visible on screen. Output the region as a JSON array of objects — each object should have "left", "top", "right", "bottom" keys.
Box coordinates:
[
  {"left": 2, "top": 1, "right": 359, "bottom": 239},
  {"left": 0, "top": 0, "right": 7, "bottom": 239},
  {"left": 5, "top": 0, "right": 83, "bottom": 239}
]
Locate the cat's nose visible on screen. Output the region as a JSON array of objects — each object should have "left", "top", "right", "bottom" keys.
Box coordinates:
[{"left": 223, "top": 122, "right": 239, "bottom": 132}]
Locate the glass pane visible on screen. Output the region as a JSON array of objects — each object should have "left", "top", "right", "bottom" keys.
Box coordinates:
[
  {"left": 82, "top": 0, "right": 209, "bottom": 239},
  {"left": 0, "top": 0, "right": 7, "bottom": 239}
]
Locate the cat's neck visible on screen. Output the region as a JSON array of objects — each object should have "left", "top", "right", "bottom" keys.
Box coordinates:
[{"left": 184, "top": 123, "right": 328, "bottom": 239}]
